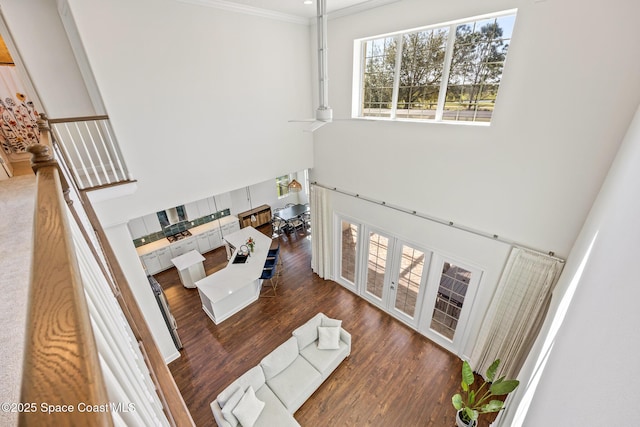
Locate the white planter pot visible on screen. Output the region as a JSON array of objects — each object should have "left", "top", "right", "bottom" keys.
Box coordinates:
[{"left": 456, "top": 410, "right": 477, "bottom": 427}]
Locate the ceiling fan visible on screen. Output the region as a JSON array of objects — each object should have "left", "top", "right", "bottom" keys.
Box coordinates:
[{"left": 289, "top": 0, "right": 333, "bottom": 132}]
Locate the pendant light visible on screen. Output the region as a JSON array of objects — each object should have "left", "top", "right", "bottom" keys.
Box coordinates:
[{"left": 288, "top": 179, "right": 302, "bottom": 192}]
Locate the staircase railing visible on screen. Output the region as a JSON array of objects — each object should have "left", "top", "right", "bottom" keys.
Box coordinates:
[
  {"left": 48, "top": 114, "right": 133, "bottom": 190},
  {"left": 20, "top": 118, "right": 193, "bottom": 426}
]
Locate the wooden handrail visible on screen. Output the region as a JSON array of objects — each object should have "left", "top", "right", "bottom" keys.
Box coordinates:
[
  {"left": 48, "top": 114, "right": 109, "bottom": 123},
  {"left": 19, "top": 143, "right": 112, "bottom": 426}
]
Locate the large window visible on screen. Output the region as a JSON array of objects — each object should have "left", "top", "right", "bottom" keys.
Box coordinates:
[{"left": 355, "top": 10, "right": 516, "bottom": 124}]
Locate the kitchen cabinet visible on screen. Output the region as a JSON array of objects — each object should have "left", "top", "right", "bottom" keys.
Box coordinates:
[
  {"left": 143, "top": 213, "right": 162, "bottom": 234},
  {"left": 128, "top": 217, "right": 148, "bottom": 239},
  {"left": 197, "top": 228, "right": 223, "bottom": 254},
  {"left": 141, "top": 252, "right": 161, "bottom": 275},
  {"left": 197, "top": 198, "right": 212, "bottom": 217},
  {"left": 156, "top": 247, "right": 173, "bottom": 270},
  {"left": 221, "top": 220, "right": 240, "bottom": 237},
  {"left": 196, "top": 233, "right": 212, "bottom": 254},
  {"left": 214, "top": 192, "right": 232, "bottom": 211},
  {"left": 208, "top": 229, "right": 222, "bottom": 249},
  {"left": 238, "top": 204, "right": 271, "bottom": 229},
  {"left": 170, "top": 238, "right": 197, "bottom": 258},
  {"left": 184, "top": 201, "right": 200, "bottom": 220}
]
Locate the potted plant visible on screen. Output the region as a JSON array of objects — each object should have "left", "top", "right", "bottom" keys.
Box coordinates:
[{"left": 452, "top": 359, "right": 519, "bottom": 427}]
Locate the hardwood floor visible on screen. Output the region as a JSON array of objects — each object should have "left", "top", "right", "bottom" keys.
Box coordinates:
[{"left": 158, "top": 225, "right": 494, "bottom": 426}]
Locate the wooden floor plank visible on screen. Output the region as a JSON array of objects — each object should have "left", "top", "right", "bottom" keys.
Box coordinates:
[{"left": 160, "top": 225, "right": 494, "bottom": 426}]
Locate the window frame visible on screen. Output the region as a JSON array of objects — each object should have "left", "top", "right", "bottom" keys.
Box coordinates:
[
  {"left": 352, "top": 9, "right": 517, "bottom": 125},
  {"left": 276, "top": 174, "right": 291, "bottom": 199}
]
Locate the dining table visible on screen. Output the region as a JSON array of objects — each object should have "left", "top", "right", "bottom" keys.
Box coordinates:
[{"left": 275, "top": 203, "right": 309, "bottom": 221}]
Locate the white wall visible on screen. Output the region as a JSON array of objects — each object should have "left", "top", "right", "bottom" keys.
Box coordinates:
[
  {"left": 63, "top": 0, "right": 314, "bottom": 227},
  {"left": 503, "top": 103, "right": 640, "bottom": 426},
  {"left": 0, "top": 0, "right": 96, "bottom": 117},
  {"left": 312, "top": 0, "right": 640, "bottom": 259}
]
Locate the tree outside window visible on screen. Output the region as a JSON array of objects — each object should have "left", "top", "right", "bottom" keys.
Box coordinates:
[
  {"left": 359, "top": 11, "right": 516, "bottom": 123},
  {"left": 276, "top": 175, "right": 290, "bottom": 198}
]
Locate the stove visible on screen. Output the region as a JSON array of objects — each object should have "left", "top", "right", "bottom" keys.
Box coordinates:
[{"left": 166, "top": 230, "right": 192, "bottom": 243}]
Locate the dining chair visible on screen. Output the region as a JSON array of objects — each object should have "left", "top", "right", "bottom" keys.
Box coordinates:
[{"left": 289, "top": 216, "right": 305, "bottom": 233}]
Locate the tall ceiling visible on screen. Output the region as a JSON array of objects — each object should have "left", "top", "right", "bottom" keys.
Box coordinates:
[{"left": 218, "top": 0, "right": 397, "bottom": 19}]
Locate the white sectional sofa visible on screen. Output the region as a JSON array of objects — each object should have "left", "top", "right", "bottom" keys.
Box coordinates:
[{"left": 211, "top": 313, "right": 351, "bottom": 427}]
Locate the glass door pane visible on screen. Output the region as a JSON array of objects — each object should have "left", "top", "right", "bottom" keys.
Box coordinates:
[
  {"left": 429, "top": 262, "right": 472, "bottom": 340},
  {"left": 365, "top": 231, "right": 390, "bottom": 302},
  {"left": 393, "top": 244, "right": 428, "bottom": 320},
  {"left": 340, "top": 220, "right": 358, "bottom": 285}
]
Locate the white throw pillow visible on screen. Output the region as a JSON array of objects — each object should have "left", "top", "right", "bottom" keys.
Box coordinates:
[
  {"left": 317, "top": 326, "right": 341, "bottom": 350},
  {"left": 221, "top": 386, "right": 244, "bottom": 427},
  {"left": 321, "top": 316, "right": 342, "bottom": 328},
  {"left": 232, "top": 386, "right": 265, "bottom": 427}
]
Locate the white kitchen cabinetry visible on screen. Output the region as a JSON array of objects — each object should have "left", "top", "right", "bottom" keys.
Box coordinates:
[
  {"left": 197, "top": 198, "right": 212, "bottom": 217},
  {"left": 142, "top": 213, "right": 162, "bottom": 234},
  {"left": 170, "top": 238, "right": 197, "bottom": 258},
  {"left": 208, "top": 229, "right": 222, "bottom": 249},
  {"left": 197, "top": 233, "right": 212, "bottom": 254},
  {"left": 221, "top": 220, "right": 240, "bottom": 237},
  {"left": 156, "top": 247, "right": 173, "bottom": 270},
  {"left": 214, "top": 192, "right": 232, "bottom": 211},
  {"left": 197, "top": 228, "right": 223, "bottom": 254},
  {"left": 128, "top": 217, "right": 148, "bottom": 239},
  {"left": 184, "top": 202, "right": 200, "bottom": 220},
  {"left": 141, "top": 252, "right": 161, "bottom": 274}
]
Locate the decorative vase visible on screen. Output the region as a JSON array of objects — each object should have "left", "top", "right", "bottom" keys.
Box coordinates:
[{"left": 456, "top": 410, "right": 477, "bottom": 427}]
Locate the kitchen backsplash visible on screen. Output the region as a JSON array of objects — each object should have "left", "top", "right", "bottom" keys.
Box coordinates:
[{"left": 133, "top": 208, "right": 231, "bottom": 248}]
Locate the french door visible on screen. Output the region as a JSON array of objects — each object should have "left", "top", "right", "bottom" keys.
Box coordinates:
[
  {"left": 418, "top": 255, "right": 482, "bottom": 353},
  {"left": 335, "top": 217, "right": 483, "bottom": 356},
  {"left": 362, "top": 229, "right": 431, "bottom": 327}
]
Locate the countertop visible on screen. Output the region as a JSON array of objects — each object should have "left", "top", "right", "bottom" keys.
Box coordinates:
[
  {"left": 171, "top": 249, "right": 206, "bottom": 271},
  {"left": 195, "top": 226, "right": 272, "bottom": 303},
  {"left": 135, "top": 215, "right": 238, "bottom": 256}
]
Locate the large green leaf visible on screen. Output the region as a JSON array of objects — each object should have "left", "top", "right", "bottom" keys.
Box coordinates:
[
  {"left": 468, "top": 390, "right": 476, "bottom": 405},
  {"left": 485, "top": 359, "right": 500, "bottom": 382},
  {"left": 464, "top": 407, "right": 479, "bottom": 421},
  {"left": 480, "top": 400, "right": 504, "bottom": 413},
  {"left": 462, "top": 361, "right": 475, "bottom": 386},
  {"left": 490, "top": 379, "right": 520, "bottom": 395},
  {"left": 452, "top": 394, "right": 463, "bottom": 410}
]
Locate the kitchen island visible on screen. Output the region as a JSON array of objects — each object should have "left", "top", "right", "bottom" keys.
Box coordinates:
[{"left": 195, "top": 226, "right": 272, "bottom": 324}]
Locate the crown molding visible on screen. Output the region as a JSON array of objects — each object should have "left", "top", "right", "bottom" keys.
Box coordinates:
[
  {"left": 176, "top": 0, "right": 309, "bottom": 25},
  {"left": 328, "top": 0, "right": 402, "bottom": 20}
]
